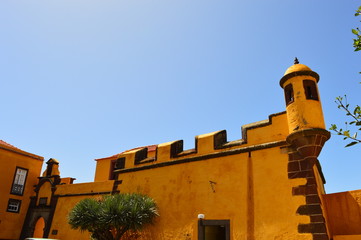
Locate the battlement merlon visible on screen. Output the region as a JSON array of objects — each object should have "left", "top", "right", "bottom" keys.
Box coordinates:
[{"left": 112, "top": 111, "right": 289, "bottom": 172}]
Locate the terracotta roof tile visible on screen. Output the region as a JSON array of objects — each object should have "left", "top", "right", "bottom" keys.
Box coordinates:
[
  {"left": 0, "top": 139, "right": 43, "bottom": 161},
  {"left": 0, "top": 140, "right": 21, "bottom": 150}
]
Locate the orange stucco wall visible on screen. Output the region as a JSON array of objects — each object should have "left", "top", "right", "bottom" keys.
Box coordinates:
[
  {"left": 39, "top": 111, "right": 318, "bottom": 240},
  {"left": 0, "top": 146, "right": 43, "bottom": 240},
  {"left": 47, "top": 180, "right": 115, "bottom": 239},
  {"left": 45, "top": 145, "right": 314, "bottom": 240},
  {"left": 115, "top": 148, "right": 310, "bottom": 240},
  {"left": 324, "top": 190, "right": 361, "bottom": 237},
  {"left": 94, "top": 157, "right": 114, "bottom": 182},
  {"left": 37, "top": 181, "right": 53, "bottom": 206},
  {"left": 94, "top": 148, "right": 157, "bottom": 182}
]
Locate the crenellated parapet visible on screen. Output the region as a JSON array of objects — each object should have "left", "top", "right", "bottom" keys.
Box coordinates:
[{"left": 112, "top": 111, "right": 288, "bottom": 176}]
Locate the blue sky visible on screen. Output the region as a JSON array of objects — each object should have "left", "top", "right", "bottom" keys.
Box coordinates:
[{"left": 1, "top": 0, "right": 360, "bottom": 193}]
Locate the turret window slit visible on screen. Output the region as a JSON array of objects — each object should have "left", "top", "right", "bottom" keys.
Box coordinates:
[
  {"left": 303, "top": 80, "right": 319, "bottom": 100},
  {"left": 284, "top": 84, "right": 294, "bottom": 105}
]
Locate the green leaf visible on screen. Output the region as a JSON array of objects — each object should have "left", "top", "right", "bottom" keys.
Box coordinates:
[
  {"left": 345, "top": 141, "right": 358, "bottom": 147},
  {"left": 330, "top": 124, "right": 337, "bottom": 130},
  {"left": 352, "top": 29, "right": 359, "bottom": 34}
]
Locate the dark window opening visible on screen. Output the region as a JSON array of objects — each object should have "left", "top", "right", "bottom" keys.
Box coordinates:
[
  {"left": 10, "top": 167, "right": 28, "bottom": 196},
  {"left": 7, "top": 199, "right": 21, "bottom": 213},
  {"left": 205, "top": 225, "right": 226, "bottom": 240},
  {"left": 284, "top": 84, "right": 294, "bottom": 105},
  {"left": 303, "top": 80, "right": 319, "bottom": 100},
  {"left": 198, "top": 220, "right": 230, "bottom": 240},
  {"left": 39, "top": 197, "right": 48, "bottom": 206},
  {"left": 109, "top": 160, "right": 116, "bottom": 180},
  {"left": 115, "top": 157, "right": 126, "bottom": 170}
]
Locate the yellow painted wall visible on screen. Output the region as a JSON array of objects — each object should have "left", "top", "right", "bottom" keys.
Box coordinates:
[
  {"left": 94, "top": 157, "right": 115, "bottom": 182},
  {"left": 113, "top": 148, "right": 311, "bottom": 240},
  {"left": 241, "top": 113, "right": 289, "bottom": 145},
  {"left": 95, "top": 148, "right": 157, "bottom": 182},
  {"left": 60, "top": 149, "right": 328, "bottom": 240},
  {"left": 37, "top": 181, "right": 53, "bottom": 206},
  {"left": 43, "top": 110, "right": 322, "bottom": 240},
  {"left": 0, "top": 146, "right": 43, "bottom": 240},
  {"left": 314, "top": 165, "right": 331, "bottom": 237},
  {"left": 47, "top": 180, "right": 115, "bottom": 240}
]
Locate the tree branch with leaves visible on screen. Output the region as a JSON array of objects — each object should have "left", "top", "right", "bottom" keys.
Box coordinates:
[
  {"left": 330, "top": 6, "right": 361, "bottom": 147},
  {"left": 330, "top": 96, "right": 361, "bottom": 147},
  {"left": 352, "top": 6, "right": 361, "bottom": 52}
]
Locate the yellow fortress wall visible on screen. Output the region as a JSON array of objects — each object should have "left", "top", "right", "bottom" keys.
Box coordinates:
[{"left": 18, "top": 61, "right": 357, "bottom": 240}]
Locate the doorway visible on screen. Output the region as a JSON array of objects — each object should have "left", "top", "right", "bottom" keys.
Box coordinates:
[{"left": 198, "top": 219, "right": 230, "bottom": 240}]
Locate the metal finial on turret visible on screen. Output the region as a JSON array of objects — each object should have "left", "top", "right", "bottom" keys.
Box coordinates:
[{"left": 294, "top": 57, "right": 299, "bottom": 64}]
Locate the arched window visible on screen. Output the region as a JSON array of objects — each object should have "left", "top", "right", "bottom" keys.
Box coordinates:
[
  {"left": 303, "top": 80, "right": 319, "bottom": 100},
  {"left": 284, "top": 84, "right": 294, "bottom": 105}
]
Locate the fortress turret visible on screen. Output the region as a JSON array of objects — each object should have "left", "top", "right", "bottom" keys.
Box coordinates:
[
  {"left": 280, "top": 58, "right": 330, "bottom": 174},
  {"left": 280, "top": 58, "right": 325, "bottom": 133},
  {"left": 280, "top": 59, "right": 331, "bottom": 240}
]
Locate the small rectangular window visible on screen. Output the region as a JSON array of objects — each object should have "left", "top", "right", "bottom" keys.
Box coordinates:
[
  {"left": 303, "top": 80, "right": 319, "bottom": 100},
  {"left": 108, "top": 160, "right": 116, "bottom": 180},
  {"left": 11, "top": 167, "right": 28, "bottom": 196},
  {"left": 7, "top": 199, "right": 21, "bottom": 213},
  {"left": 284, "top": 84, "right": 294, "bottom": 105},
  {"left": 115, "top": 157, "right": 126, "bottom": 170}
]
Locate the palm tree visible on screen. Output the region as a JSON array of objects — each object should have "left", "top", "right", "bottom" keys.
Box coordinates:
[{"left": 68, "top": 193, "right": 159, "bottom": 240}]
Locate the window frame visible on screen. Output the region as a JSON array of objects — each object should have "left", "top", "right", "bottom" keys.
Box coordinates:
[
  {"left": 284, "top": 83, "right": 294, "bottom": 106},
  {"left": 198, "top": 219, "right": 230, "bottom": 240},
  {"left": 303, "top": 79, "right": 319, "bottom": 101},
  {"left": 7, "top": 198, "right": 22, "bottom": 213},
  {"left": 10, "top": 167, "right": 29, "bottom": 196}
]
